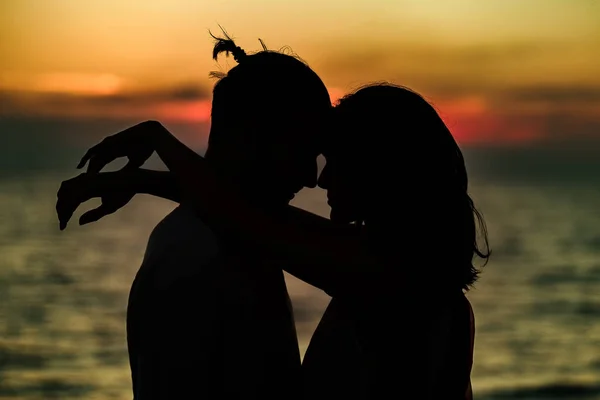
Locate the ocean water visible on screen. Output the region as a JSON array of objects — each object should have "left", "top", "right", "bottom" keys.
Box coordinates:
[{"left": 2, "top": 157, "right": 600, "bottom": 399}]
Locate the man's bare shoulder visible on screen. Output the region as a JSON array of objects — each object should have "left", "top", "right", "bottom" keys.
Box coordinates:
[
  {"left": 148, "top": 205, "right": 218, "bottom": 248},
  {"left": 142, "top": 205, "right": 222, "bottom": 288}
]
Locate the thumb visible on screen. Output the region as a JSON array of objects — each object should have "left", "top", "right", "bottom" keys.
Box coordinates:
[
  {"left": 87, "top": 154, "right": 112, "bottom": 174},
  {"left": 79, "top": 204, "right": 115, "bottom": 226},
  {"left": 123, "top": 156, "right": 145, "bottom": 171}
]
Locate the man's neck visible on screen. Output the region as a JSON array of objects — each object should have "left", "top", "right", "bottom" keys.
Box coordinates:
[{"left": 205, "top": 152, "right": 289, "bottom": 213}]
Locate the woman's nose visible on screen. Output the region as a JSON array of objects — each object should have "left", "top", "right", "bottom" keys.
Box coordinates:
[
  {"left": 318, "top": 164, "right": 331, "bottom": 189},
  {"left": 301, "top": 160, "right": 318, "bottom": 188}
]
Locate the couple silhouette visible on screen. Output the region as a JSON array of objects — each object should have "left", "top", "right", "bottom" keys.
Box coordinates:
[{"left": 56, "top": 31, "right": 489, "bottom": 399}]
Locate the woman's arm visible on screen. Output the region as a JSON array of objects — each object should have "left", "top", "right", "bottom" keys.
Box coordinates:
[
  {"left": 134, "top": 168, "right": 361, "bottom": 291},
  {"left": 144, "top": 121, "right": 378, "bottom": 295},
  {"left": 133, "top": 169, "right": 181, "bottom": 202},
  {"left": 58, "top": 166, "right": 358, "bottom": 294},
  {"left": 57, "top": 169, "right": 181, "bottom": 229}
]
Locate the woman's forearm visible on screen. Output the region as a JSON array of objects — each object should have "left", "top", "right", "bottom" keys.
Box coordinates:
[
  {"left": 134, "top": 169, "right": 182, "bottom": 203},
  {"left": 267, "top": 206, "right": 368, "bottom": 292},
  {"left": 148, "top": 121, "right": 376, "bottom": 294}
]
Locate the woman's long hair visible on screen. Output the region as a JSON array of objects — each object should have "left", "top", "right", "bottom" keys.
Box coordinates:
[{"left": 335, "top": 84, "right": 490, "bottom": 290}]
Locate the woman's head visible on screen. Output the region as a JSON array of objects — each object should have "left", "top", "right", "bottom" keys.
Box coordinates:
[
  {"left": 319, "top": 83, "right": 489, "bottom": 289},
  {"left": 206, "top": 31, "right": 332, "bottom": 205}
]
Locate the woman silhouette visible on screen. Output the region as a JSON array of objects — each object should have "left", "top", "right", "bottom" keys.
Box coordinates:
[{"left": 302, "top": 84, "right": 486, "bottom": 399}]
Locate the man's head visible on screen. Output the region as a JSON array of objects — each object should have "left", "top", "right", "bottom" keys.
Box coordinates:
[{"left": 205, "top": 32, "right": 332, "bottom": 206}]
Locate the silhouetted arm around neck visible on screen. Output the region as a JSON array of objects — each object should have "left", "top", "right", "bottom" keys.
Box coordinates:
[
  {"left": 146, "top": 121, "right": 382, "bottom": 296},
  {"left": 134, "top": 170, "right": 182, "bottom": 202}
]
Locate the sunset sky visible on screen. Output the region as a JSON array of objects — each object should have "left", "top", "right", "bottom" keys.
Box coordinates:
[{"left": 1, "top": 0, "right": 599, "bottom": 147}]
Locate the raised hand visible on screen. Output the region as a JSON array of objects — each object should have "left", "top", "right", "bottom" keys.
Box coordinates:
[
  {"left": 76, "top": 120, "right": 164, "bottom": 173},
  {"left": 56, "top": 172, "right": 136, "bottom": 230}
]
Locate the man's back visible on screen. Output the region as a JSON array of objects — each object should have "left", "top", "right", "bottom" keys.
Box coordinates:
[{"left": 127, "top": 205, "right": 301, "bottom": 399}]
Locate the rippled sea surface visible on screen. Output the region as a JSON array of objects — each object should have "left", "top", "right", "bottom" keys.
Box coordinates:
[{"left": 2, "top": 171, "right": 600, "bottom": 399}]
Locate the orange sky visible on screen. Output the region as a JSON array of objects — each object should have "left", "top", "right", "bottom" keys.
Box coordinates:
[{"left": 1, "top": 0, "right": 599, "bottom": 146}]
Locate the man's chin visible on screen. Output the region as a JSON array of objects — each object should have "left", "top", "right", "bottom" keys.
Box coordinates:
[
  {"left": 285, "top": 193, "right": 296, "bottom": 202},
  {"left": 329, "top": 208, "right": 358, "bottom": 224}
]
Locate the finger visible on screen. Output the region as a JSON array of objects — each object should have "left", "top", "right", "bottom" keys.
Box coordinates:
[
  {"left": 123, "top": 157, "right": 144, "bottom": 170},
  {"left": 86, "top": 154, "right": 112, "bottom": 174},
  {"left": 77, "top": 146, "right": 97, "bottom": 169},
  {"left": 79, "top": 204, "right": 116, "bottom": 225},
  {"left": 56, "top": 196, "right": 78, "bottom": 231},
  {"left": 124, "top": 143, "right": 154, "bottom": 170},
  {"left": 57, "top": 173, "right": 92, "bottom": 200},
  {"left": 56, "top": 174, "right": 93, "bottom": 230},
  {"left": 78, "top": 136, "right": 111, "bottom": 170}
]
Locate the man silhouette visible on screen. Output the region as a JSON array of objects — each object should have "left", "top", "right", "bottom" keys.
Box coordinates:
[
  {"left": 57, "top": 35, "right": 331, "bottom": 399},
  {"left": 127, "top": 38, "right": 333, "bottom": 399}
]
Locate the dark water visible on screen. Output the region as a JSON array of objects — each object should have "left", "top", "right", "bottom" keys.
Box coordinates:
[
  {"left": 2, "top": 117, "right": 600, "bottom": 398},
  {"left": 2, "top": 173, "right": 600, "bottom": 399}
]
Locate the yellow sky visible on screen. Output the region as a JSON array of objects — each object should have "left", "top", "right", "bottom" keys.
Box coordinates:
[{"left": 1, "top": 0, "right": 599, "bottom": 144}]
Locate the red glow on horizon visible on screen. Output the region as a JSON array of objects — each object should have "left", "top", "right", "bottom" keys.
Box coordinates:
[
  {"left": 153, "top": 100, "right": 212, "bottom": 123},
  {"left": 434, "top": 96, "right": 546, "bottom": 146},
  {"left": 0, "top": 84, "right": 577, "bottom": 148},
  {"left": 443, "top": 113, "right": 546, "bottom": 146}
]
